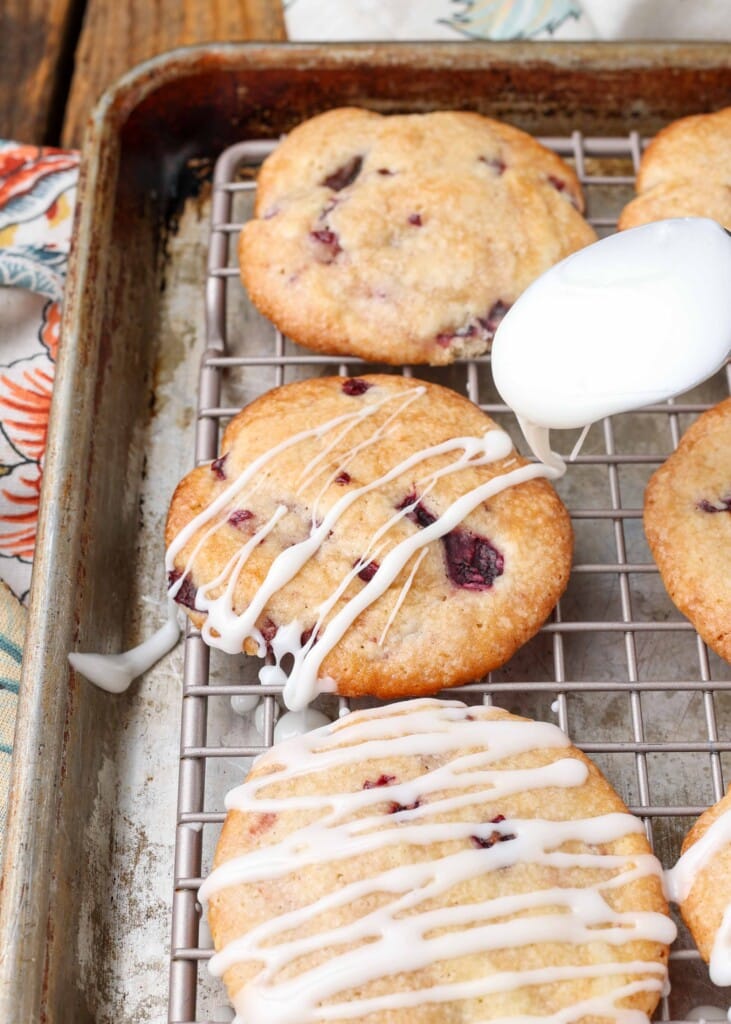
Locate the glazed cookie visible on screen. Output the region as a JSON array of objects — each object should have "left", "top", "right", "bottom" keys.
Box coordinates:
[
  {"left": 166, "top": 375, "right": 572, "bottom": 708},
  {"left": 644, "top": 397, "right": 731, "bottom": 662},
  {"left": 667, "top": 788, "right": 731, "bottom": 985},
  {"left": 619, "top": 106, "right": 731, "bottom": 230},
  {"left": 201, "top": 698, "right": 674, "bottom": 1024},
  {"left": 239, "top": 108, "right": 597, "bottom": 365}
]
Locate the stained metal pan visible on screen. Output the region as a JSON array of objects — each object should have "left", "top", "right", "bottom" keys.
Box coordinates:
[{"left": 1, "top": 41, "right": 730, "bottom": 1024}]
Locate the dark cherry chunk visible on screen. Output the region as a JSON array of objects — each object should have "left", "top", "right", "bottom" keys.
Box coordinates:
[
  {"left": 547, "top": 174, "right": 579, "bottom": 209},
  {"left": 356, "top": 560, "right": 379, "bottom": 583},
  {"left": 168, "top": 570, "right": 198, "bottom": 610},
  {"left": 443, "top": 527, "right": 504, "bottom": 591},
  {"left": 228, "top": 508, "right": 254, "bottom": 528},
  {"left": 259, "top": 618, "right": 278, "bottom": 655},
  {"left": 342, "top": 378, "right": 371, "bottom": 396},
  {"left": 310, "top": 228, "right": 342, "bottom": 262},
  {"left": 479, "top": 155, "right": 506, "bottom": 175},
  {"left": 481, "top": 300, "right": 510, "bottom": 335},
  {"left": 322, "top": 155, "right": 363, "bottom": 191},
  {"left": 397, "top": 493, "right": 437, "bottom": 528},
  {"left": 300, "top": 626, "right": 315, "bottom": 646},
  {"left": 408, "top": 213, "right": 423, "bottom": 226},
  {"left": 389, "top": 799, "right": 422, "bottom": 814},
  {"left": 211, "top": 453, "right": 228, "bottom": 479},
  {"left": 397, "top": 495, "right": 504, "bottom": 590},
  {"left": 363, "top": 774, "right": 396, "bottom": 790},
  {"left": 471, "top": 814, "right": 516, "bottom": 849},
  {"left": 698, "top": 496, "right": 731, "bottom": 513},
  {"left": 334, "top": 471, "right": 351, "bottom": 485},
  {"left": 260, "top": 618, "right": 278, "bottom": 643},
  {"left": 435, "top": 303, "right": 510, "bottom": 349}
]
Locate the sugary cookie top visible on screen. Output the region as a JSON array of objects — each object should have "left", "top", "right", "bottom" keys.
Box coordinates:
[
  {"left": 619, "top": 106, "right": 731, "bottom": 230},
  {"left": 166, "top": 375, "right": 572, "bottom": 705},
  {"left": 644, "top": 396, "right": 731, "bottom": 662},
  {"left": 203, "top": 698, "right": 673, "bottom": 1024},
  {"left": 239, "top": 108, "right": 596, "bottom": 365}
]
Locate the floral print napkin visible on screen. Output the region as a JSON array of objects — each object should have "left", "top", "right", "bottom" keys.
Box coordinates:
[{"left": 0, "top": 144, "right": 78, "bottom": 603}]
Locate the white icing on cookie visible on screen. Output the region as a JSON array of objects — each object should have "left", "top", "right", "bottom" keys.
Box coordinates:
[
  {"left": 166, "top": 383, "right": 562, "bottom": 710},
  {"left": 201, "top": 700, "right": 674, "bottom": 1024},
  {"left": 665, "top": 801, "right": 731, "bottom": 986}
]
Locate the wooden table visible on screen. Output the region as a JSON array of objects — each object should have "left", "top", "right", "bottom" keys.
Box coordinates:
[{"left": 0, "top": 0, "right": 286, "bottom": 148}]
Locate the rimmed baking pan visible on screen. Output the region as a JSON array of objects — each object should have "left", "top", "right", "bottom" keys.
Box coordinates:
[{"left": 1, "top": 41, "right": 730, "bottom": 1024}]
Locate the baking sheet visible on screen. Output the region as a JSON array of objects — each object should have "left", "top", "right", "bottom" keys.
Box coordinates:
[{"left": 2, "top": 42, "right": 731, "bottom": 1024}]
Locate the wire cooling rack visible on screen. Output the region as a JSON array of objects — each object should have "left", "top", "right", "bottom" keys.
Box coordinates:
[{"left": 168, "top": 134, "right": 731, "bottom": 1023}]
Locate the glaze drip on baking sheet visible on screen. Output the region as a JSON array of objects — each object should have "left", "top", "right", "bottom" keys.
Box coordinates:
[
  {"left": 165, "top": 382, "right": 563, "bottom": 710},
  {"left": 200, "top": 699, "right": 674, "bottom": 1024}
]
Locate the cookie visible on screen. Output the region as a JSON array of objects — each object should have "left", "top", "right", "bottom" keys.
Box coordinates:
[
  {"left": 201, "top": 698, "right": 674, "bottom": 1024},
  {"left": 644, "top": 397, "right": 731, "bottom": 662},
  {"left": 619, "top": 106, "right": 731, "bottom": 230},
  {"left": 165, "top": 375, "right": 572, "bottom": 708},
  {"left": 667, "top": 789, "right": 731, "bottom": 985},
  {"left": 239, "top": 108, "right": 596, "bottom": 365}
]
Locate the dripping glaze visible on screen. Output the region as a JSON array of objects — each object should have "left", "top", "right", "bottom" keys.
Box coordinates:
[
  {"left": 166, "top": 382, "right": 562, "bottom": 711},
  {"left": 201, "top": 699, "right": 674, "bottom": 1024}
]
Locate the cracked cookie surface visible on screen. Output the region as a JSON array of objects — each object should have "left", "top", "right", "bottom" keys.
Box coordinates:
[{"left": 239, "top": 108, "right": 596, "bottom": 365}]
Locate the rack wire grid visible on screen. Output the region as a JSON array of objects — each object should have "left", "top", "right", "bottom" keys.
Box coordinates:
[{"left": 168, "top": 132, "right": 731, "bottom": 1024}]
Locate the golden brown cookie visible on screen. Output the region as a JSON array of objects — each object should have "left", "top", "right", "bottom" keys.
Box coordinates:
[
  {"left": 239, "top": 108, "right": 596, "bottom": 365},
  {"left": 165, "top": 375, "right": 572, "bottom": 705},
  {"left": 619, "top": 106, "right": 731, "bottom": 230},
  {"left": 201, "top": 698, "right": 673, "bottom": 1024},
  {"left": 644, "top": 397, "right": 731, "bottom": 662},
  {"left": 671, "top": 789, "right": 731, "bottom": 984}
]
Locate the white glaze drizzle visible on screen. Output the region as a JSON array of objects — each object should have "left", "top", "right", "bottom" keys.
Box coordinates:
[
  {"left": 377, "top": 547, "right": 427, "bottom": 646},
  {"left": 665, "top": 808, "right": 731, "bottom": 905},
  {"left": 67, "top": 600, "right": 180, "bottom": 693},
  {"left": 665, "top": 801, "right": 731, "bottom": 987},
  {"left": 166, "top": 382, "right": 562, "bottom": 710},
  {"left": 710, "top": 903, "right": 731, "bottom": 987},
  {"left": 201, "top": 700, "right": 674, "bottom": 1024}
]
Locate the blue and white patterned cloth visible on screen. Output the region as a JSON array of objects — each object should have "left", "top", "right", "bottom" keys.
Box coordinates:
[{"left": 284, "top": 0, "right": 731, "bottom": 41}]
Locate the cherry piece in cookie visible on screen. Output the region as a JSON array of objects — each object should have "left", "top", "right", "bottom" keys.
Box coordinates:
[
  {"left": 321, "top": 155, "right": 363, "bottom": 191},
  {"left": 399, "top": 495, "right": 504, "bottom": 590},
  {"left": 166, "top": 374, "right": 572, "bottom": 702},
  {"left": 168, "top": 570, "right": 197, "bottom": 610},
  {"left": 204, "top": 700, "right": 673, "bottom": 1024}
]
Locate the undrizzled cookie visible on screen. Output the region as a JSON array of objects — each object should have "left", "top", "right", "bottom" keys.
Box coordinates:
[
  {"left": 619, "top": 106, "right": 731, "bottom": 230},
  {"left": 165, "top": 375, "right": 572, "bottom": 707},
  {"left": 201, "top": 698, "right": 673, "bottom": 1024},
  {"left": 644, "top": 397, "right": 731, "bottom": 662},
  {"left": 239, "top": 108, "right": 596, "bottom": 365}
]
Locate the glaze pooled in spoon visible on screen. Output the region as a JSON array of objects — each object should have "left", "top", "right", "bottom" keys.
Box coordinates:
[{"left": 492, "top": 218, "right": 731, "bottom": 463}]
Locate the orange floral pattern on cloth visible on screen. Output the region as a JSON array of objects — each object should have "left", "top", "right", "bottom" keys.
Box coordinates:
[{"left": 0, "top": 141, "right": 78, "bottom": 601}]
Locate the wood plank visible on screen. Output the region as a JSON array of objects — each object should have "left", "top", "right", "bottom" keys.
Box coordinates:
[
  {"left": 62, "top": 0, "right": 287, "bottom": 148},
  {"left": 0, "top": 0, "right": 83, "bottom": 145}
]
